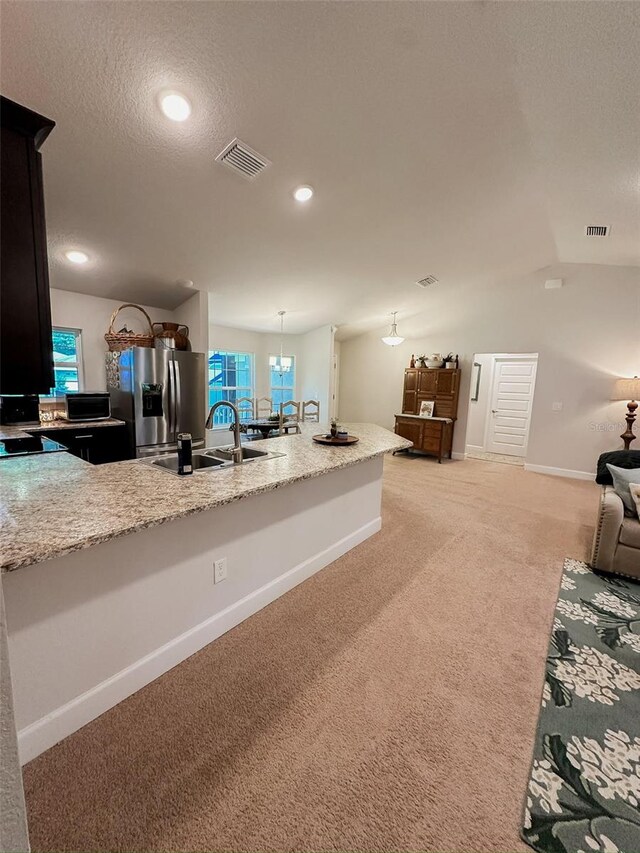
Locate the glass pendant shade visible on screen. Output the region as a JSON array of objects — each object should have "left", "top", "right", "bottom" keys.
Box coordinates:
[
  {"left": 272, "top": 310, "right": 292, "bottom": 375},
  {"left": 381, "top": 312, "right": 404, "bottom": 346}
]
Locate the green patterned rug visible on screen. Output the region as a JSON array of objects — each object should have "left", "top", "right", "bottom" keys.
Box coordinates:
[{"left": 522, "top": 559, "right": 640, "bottom": 853}]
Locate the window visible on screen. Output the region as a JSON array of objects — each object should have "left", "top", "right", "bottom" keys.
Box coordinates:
[
  {"left": 208, "top": 350, "right": 254, "bottom": 426},
  {"left": 269, "top": 355, "right": 296, "bottom": 409},
  {"left": 47, "top": 328, "right": 84, "bottom": 397}
]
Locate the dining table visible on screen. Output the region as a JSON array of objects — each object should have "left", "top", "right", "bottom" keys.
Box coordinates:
[{"left": 244, "top": 419, "right": 281, "bottom": 440}]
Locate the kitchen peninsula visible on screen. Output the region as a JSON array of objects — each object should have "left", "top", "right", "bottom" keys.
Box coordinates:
[{"left": 1, "top": 423, "right": 409, "bottom": 763}]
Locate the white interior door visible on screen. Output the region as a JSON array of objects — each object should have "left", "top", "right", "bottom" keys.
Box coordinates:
[{"left": 485, "top": 358, "right": 537, "bottom": 457}]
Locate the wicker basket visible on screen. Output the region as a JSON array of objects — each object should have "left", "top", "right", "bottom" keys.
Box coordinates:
[{"left": 104, "top": 303, "right": 155, "bottom": 351}]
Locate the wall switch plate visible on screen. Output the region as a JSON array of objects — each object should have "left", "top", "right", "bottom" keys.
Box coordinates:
[
  {"left": 214, "top": 558, "right": 228, "bottom": 584},
  {"left": 552, "top": 402, "right": 563, "bottom": 412}
]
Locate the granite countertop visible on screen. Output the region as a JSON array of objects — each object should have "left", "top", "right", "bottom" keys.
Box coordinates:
[
  {"left": 0, "top": 423, "right": 410, "bottom": 572},
  {"left": 0, "top": 418, "right": 125, "bottom": 441},
  {"left": 394, "top": 413, "right": 453, "bottom": 423}
]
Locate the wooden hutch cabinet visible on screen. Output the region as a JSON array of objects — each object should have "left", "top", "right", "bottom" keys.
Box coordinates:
[{"left": 395, "top": 368, "right": 461, "bottom": 462}]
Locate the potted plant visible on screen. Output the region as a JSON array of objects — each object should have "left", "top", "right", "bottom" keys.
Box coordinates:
[
  {"left": 443, "top": 353, "right": 458, "bottom": 369},
  {"left": 416, "top": 355, "right": 428, "bottom": 368}
]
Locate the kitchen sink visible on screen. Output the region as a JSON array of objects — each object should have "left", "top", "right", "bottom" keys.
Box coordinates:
[
  {"left": 205, "top": 446, "right": 278, "bottom": 462},
  {"left": 148, "top": 453, "right": 230, "bottom": 473},
  {"left": 143, "top": 445, "right": 284, "bottom": 476}
]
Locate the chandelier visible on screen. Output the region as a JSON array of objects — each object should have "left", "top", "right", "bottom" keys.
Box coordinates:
[{"left": 269, "top": 310, "right": 292, "bottom": 375}]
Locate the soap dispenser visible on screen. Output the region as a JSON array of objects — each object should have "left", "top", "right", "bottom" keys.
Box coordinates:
[{"left": 177, "top": 433, "right": 193, "bottom": 475}]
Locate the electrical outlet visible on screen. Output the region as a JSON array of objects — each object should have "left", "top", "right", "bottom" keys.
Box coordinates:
[
  {"left": 214, "top": 558, "right": 228, "bottom": 584},
  {"left": 552, "top": 402, "right": 563, "bottom": 412}
]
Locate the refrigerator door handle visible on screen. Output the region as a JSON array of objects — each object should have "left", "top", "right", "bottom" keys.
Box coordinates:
[
  {"left": 174, "top": 358, "right": 182, "bottom": 435},
  {"left": 167, "top": 358, "right": 174, "bottom": 437}
]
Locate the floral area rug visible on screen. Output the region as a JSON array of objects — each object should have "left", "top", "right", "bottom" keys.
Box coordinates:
[{"left": 522, "top": 559, "right": 640, "bottom": 853}]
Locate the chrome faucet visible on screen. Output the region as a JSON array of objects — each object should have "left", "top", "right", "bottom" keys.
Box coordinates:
[{"left": 205, "top": 401, "right": 243, "bottom": 463}]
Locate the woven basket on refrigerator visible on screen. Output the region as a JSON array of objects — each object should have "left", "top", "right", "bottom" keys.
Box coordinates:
[{"left": 104, "top": 303, "right": 155, "bottom": 351}]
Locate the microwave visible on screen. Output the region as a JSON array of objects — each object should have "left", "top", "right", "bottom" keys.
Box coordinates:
[{"left": 64, "top": 392, "right": 111, "bottom": 422}]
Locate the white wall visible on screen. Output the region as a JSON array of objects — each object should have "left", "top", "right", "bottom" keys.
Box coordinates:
[
  {"left": 338, "top": 264, "right": 640, "bottom": 476},
  {"left": 298, "top": 325, "right": 334, "bottom": 422},
  {"left": 174, "top": 290, "right": 210, "bottom": 415},
  {"left": 4, "top": 459, "right": 383, "bottom": 762},
  {"left": 50, "top": 289, "right": 177, "bottom": 392},
  {"left": 174, "top": 290, "right": 209, "bottom": 355}
]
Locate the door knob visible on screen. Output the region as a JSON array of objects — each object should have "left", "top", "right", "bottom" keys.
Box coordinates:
[{"left": 491, "top": 409, "right": 497, "bottom": 414}]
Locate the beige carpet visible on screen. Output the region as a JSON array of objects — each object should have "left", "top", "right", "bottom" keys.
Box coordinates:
[{"left": 23, "top": 455, "right": 599, "bottom": 853}]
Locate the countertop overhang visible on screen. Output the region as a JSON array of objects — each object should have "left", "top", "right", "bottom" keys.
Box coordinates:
[
  {"left": 0, "top": 418, "right": 125, "bottom": 441},
  {"left": 0, "top": 423, "right": 409, "bottom": 572}
]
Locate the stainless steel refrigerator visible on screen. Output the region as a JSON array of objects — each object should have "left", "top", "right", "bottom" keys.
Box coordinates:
[{"left": 107, "top": 347, "right": 206, "bottom": 458}]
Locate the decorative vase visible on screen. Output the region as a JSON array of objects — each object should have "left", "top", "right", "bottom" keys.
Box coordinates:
[{"left": 152, "top": 322, "right": 190, "bottom": 351}]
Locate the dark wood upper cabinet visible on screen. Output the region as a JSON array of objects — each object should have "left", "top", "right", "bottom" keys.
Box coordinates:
[
  {"left": 1, "top": 96, "right": 56, "bottom": 394},
  {"left": 401, "top": 367, "right": 461, "bottom": 418}
]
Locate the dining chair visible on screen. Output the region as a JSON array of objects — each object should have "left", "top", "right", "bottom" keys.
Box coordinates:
[
  {"left": 230, "top": 397, "right": 254, "bottom": 435},
  {"left": 255, "top": 397, "right": 273, "bottom": 419},
  {"left": 302, "top": 400, "right": 320, "bottom": 422},
  {"left": 236, "top": 397, "right": 255, "bottom": 420},
  {"left": 279, "top": 400, "right": 301, "bottom": 435}
]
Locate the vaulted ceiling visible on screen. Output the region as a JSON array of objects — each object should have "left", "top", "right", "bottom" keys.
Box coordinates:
[{"left": 1, "top": 1, "right": 638, "bottom": 338}]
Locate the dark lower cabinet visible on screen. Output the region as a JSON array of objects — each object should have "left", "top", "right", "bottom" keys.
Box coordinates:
[
  {"left": 38, "top": 426, "right": 131, "bottom": 465},
  {"left": 1, "top": 97, "right": 55, "bottom": 394},
  {"left": 394, "top": 415, "right": 453, "bottom": 463}
]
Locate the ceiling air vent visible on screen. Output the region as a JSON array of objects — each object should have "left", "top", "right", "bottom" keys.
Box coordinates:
[
  {"left": 416, "top": 275, "right": 438, "bottom": 288},
  {"left": 215, "top": 138, "right": 271, "bottom": 181},
  {"left": 585, "top": 225, "right": 609, "bottom": 237}
]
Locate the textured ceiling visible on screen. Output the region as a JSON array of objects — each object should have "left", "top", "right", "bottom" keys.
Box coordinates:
[{"left": 1, "top": 1, "right": 638, "bottom": 338}]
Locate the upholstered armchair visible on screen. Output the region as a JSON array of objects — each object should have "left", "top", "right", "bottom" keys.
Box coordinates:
[{"left": 590, "top": 450, "right": 640, "bottom": 579}]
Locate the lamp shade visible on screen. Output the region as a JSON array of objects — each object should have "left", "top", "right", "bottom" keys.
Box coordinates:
[
  {"left": 612, "top": 376, "right": 640, "bottom": 401},
  {"left": 381, "top": 333, "right": 404, "bottom": 346},
  {"left": 381, "top": 311, "right": 404, "bottom": 347}
]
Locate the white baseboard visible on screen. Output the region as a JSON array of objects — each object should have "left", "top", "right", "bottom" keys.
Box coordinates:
[
  {"left": 18, "top": 517, "right": 381, "bottom": 764},
  {"left": 451, "top": 451, "right": 465, "bottom": 460},
  {"left": 524, "top": 463, "right": 595, "bottom": 481},
  {"left": 464, "top": 445, "right": 484, "bottom": 454}
]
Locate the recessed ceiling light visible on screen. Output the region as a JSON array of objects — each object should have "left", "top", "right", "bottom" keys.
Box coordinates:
[
  {"left": 159, "top": 92, "right": 191, "bottom": 122},
  {"left": 293, "top": 185, "right": 314, "bottom": 202},
  {"left": 65, "top": 250, "right": 89, "bottom": 265}
]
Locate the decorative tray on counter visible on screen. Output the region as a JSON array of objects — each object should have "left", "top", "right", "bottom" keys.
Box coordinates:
[{"left": 312, "top": 434, "right": 360, "bottom": 446}]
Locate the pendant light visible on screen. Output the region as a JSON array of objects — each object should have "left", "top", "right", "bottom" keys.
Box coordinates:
[
  {"left": 381, "top": 311, "right": 405, "bottom": 346},
  {"left": 269, "top": 310, "right": 292, "bottom": 375}
]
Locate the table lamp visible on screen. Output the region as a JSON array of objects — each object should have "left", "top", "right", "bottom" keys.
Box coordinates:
[{"left": 612, "top": 376, "right": 640, "bottom": 449}]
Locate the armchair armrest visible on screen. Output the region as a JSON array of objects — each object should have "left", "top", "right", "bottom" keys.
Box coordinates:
[{"left": 591, "top": 486, "right": 624, "bottom": 571}]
